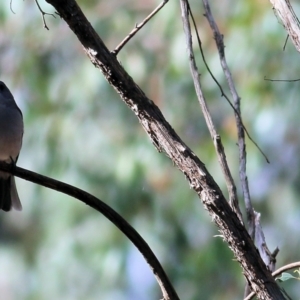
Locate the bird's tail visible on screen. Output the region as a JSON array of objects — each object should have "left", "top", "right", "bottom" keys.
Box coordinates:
[
  {"left": 0, "top": 176, "right": 22, "bottom": 211},
  {"left": 10, "top": 176, "right": 22, "bottom": 211}
]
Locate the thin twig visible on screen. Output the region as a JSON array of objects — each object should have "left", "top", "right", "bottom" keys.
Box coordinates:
[
  {"left": 10, "top": 0, "right": 16, "bottom": 14},
  {"left": 254, "top": 212, "right": 279, "bottom": 271},
  {"left": 187, "top": 2, "right": 269, "bottom": 164},
  {"left": 265, "top": 76, "right": 300, "bottom": 82},
  {"left": 201, "top": 1, "right": 277, "bottom": 297},
  {"left": 201, "top": 0, "right": 250, "bottom": 225},
  {"left": 112, "top": 0, "right": 169, "bottom": 55},
  {"left": 0, "top": 161, "right": 179, "bottom": 300},
  {"left": 34, "top": 0, "right": 56, "bottom": 30},
  {"left": 179, "top": 0, "right": 243, "bottom": 223},
  {"left": 283, "top": 35, "right": 289, "bottom": 50}
]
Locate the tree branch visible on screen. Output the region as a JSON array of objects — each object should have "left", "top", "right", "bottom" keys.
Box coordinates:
[
  {"left": 43, "top": 0, "right": 285, "bottom": 298},
  {"left": 179, "top": 0, "right": 242, "bottom": 224},
  {"left": 202, "top": 0, "right": 252, "bottom": 229},
  {"left": 0, "top": 161, "right": 179, "bottom": 300},
  {"left": 201, "top": 0, "right": 278, "bottom": 296}
]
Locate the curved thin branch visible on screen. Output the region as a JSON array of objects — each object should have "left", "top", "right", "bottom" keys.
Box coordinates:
[
  {"left": 264, "top": 76, "right": 300, "bottom": 82},
  {"left": 10, "top": 0, "right": 16, "bottom": 14},
  {"left": 272, "top": 262, "right": 300, "bottom": 278},
  {"left": 0, "top": 161, "right": 179, "bottom": 300},
  {"left": 188, "top": 2, "right": 269, "bottom": 164}
]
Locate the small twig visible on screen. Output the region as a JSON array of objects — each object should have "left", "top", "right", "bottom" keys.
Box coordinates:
[
  {"left": 283, "top": 35, "right": 289, "bottom": 50},
  {"left": 10, "top": 0, "right": 16, "bottom": 14},
  {"left": 264, "top": 76, "right": 300, "bottom": 82},
  {"left": 254, "top": 212, "right": 278, "bottom": 272},
  {"left": 112, "top": 0, "right": 169, "bottom": 55},
  {"left": 244, "top": 262, "right": 300, "bottom": 300},
  {"left": 201, "top": 0, "right": 250, "bottom": 222},
  {"left": 34, "top": 0, "right": 56, "bottom": 30},
  {"left": 0, "top": 161, "right": 179, "bottom": 300},
  {"left": 179, "top": 0, "right": 243, "bottom": 223}
]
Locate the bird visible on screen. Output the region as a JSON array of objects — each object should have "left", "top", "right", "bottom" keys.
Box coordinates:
[{"left": 0, "top": 81, "right": 23, "bottom": 211}]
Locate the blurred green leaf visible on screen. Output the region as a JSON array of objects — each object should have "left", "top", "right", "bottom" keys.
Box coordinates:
[{"left": 277, "top": 272, "right": 298, "bottom": 282}]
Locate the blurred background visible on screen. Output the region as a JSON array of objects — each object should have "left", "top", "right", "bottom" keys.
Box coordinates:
[{"left": 0, "top": 0, "right": 300, "bottom": 299}]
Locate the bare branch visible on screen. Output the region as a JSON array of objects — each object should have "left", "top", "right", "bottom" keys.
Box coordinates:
[
  {"left": 254, "top": 212, "right": 279, "bottom": 271},
  {"left": 187, "top": 3, "right": 269, "bottom": 164},
  {"left": 202, "top": 0, "right": 252, "bottom": 231},
  {"left": 179, "top": 0, "right": 243, "bottom": 223},
  {"left": 112, "top": 0, "right": 169, "bottom": 55},
  {"left": 283, "top": 35, "right": 289, "bottom": 50},
  {"left": 0, "top": 161, "right": 179, "bottom": 300}
]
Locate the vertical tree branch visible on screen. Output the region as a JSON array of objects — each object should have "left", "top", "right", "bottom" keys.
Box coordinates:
[
  {"left": 202, "top": 0, "right": 277, "bottom": 280},
  {"left": 179, "top": 0, "right": 242, "bottom": 224},
  {"left": 202, "top": 0, "right": 252, "bottom": 231}
]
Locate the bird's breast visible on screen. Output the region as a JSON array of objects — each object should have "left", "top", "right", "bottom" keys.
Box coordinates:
[{"left": 0, "top": 106, "right": 23, "bottom": 162}]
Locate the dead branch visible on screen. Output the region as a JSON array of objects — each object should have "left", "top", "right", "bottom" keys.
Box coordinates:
[{"left": 180, "top": 0, "right": 242, "bottom": 224}]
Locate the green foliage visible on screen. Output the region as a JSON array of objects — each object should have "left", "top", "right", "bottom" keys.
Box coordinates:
[
  {"left": 277, "top": 269, "right": 300, "bottom": 282},
  {"left": 277, "top": 272, "right": 298, "bottom": 282}
]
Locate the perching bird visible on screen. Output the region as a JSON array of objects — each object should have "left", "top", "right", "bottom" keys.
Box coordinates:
[{"left": 0, "top": 81, "right": 23, "bottom": 211}]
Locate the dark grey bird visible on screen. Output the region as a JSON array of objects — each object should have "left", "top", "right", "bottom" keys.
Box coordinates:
[{"left": 0, "top": 81, "right": 23, "bottom": 211}]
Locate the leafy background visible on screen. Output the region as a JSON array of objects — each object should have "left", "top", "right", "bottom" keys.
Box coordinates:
[{"left": 0, "top": 0, "right": 300, "bottom": 299}]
